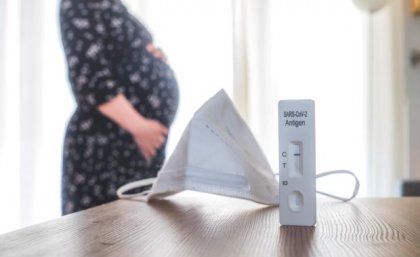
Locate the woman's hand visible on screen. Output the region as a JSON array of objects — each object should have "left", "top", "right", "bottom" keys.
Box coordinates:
[
  {"left": 130, "top": 118, "right": 168, "bottom": 161},
  {"left": 146, "top": 43, "right": 167, "bottom": 62},
  {"left": 98, "top": 93, "right": 168, "bottom": 161}
]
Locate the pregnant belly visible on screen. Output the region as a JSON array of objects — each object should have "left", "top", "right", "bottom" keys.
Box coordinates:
[{"left": 130, "top": 53, "right": 179, "bottom": 128}]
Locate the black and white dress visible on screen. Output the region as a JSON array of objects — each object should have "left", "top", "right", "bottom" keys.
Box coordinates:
[{"left": 60, "top": 0, "right": 179, "bottom": 214}]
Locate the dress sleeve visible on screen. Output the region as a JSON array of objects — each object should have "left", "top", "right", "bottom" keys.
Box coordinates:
[{"left": 60, "top": 0, "right": 124, "bottom": 107}]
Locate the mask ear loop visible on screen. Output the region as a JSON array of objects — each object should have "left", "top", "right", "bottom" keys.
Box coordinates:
[
  {"left": 274, "top": 170, "right": 360, "bottom": 202},
  {"left": 316, "top": 170, "right": 360, "bottom": 202},
  {"left": 116, "top": 177, "right": 156, "bottom": 200}
]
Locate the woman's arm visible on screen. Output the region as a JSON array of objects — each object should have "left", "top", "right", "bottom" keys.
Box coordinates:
[{"left": 98, "top": 93, "right": 168, "bottom": 161}]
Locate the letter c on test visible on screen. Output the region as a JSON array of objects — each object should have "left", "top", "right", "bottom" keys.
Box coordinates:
[{"left": 282, "top": 152, "right": 287, "bottom": 157}]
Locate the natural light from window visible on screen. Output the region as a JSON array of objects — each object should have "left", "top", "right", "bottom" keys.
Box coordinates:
[
  {"left": 268, "top": 0, "right": 367, "bottom": 197},
  {"left": 0, "top": 0, "right": 367, "bottom": 235}
]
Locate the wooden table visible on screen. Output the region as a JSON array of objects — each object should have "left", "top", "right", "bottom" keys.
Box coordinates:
[{"left": 1, "top": 193, "right": 420, "bottom": 257}]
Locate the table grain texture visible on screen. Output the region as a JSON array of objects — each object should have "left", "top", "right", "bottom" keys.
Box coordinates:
[{"left": 1, "top": 193, "right": 420, "bottom": 257}]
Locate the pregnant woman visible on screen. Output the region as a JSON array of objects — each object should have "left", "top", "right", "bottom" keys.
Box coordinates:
[{"left": 60, "top": 0, "right": 179, "bottom": 214}]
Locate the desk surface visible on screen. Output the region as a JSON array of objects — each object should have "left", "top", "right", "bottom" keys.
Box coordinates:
[{"left": 1, "top": 194, "right": 420, "bottom": 257}]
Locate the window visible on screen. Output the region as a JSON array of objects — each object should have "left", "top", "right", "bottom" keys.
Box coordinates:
[
  {"left": 268, "top": 0, "right": 367, "bottom": 196},
  {"left": 0, "top": 0, "right": 367, "bottom": 234}
]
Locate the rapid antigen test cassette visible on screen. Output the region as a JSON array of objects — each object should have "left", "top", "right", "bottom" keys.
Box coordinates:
[{"left": 279, "top": 100, "right": 316, "bottom": 226}]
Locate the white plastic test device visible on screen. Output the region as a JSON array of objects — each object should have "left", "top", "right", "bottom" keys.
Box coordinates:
[{"left": 278, "top": 100, "right": 316, "bottom": 226}]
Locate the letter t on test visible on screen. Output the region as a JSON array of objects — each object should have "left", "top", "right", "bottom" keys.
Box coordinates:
[{"left": 278, "top": 100, "right": 316, "bottom": 226}]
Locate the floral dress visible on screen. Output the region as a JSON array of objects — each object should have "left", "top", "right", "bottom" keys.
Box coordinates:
[{"left": 60, "top": 0, "right": 179, "bottom": 214}]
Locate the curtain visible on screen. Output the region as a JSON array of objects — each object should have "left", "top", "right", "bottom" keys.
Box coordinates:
[
  {"left": 368, "top": 1, "right": 408, "bottom": 196},
  {"left": 0, "top": 0, "right": 74, "bottom": 233},
  {"left": 1, "top": 0, "right": 26, "bottom": 233},
  {"left": 246, "top": 1, "right": 371, "bottom": 197}
]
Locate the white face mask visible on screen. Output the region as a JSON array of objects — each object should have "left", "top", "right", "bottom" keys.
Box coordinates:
[{"left": 117, "top": 90, "right": 359, "bottom": 205}]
